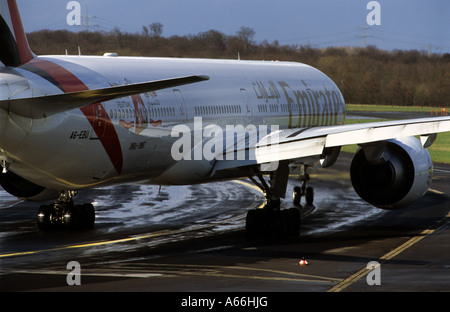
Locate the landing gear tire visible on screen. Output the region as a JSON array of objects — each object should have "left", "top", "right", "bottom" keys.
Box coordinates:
[
  {"left": 63, "top": 205, "right": 80, "bottom": 229},
  {"left": 37, "top": 205, "right": 52, "bottom": 231},
  {"left": 293, "top": 186, "right": 302, "bottom": 207},
  {"left": 79, "top": 204, "right": 95, "bottom": 229},
  {"left": 245, "top": 209, "right": 265, "bottom": 238},
  {"left": 305, "top": 186, "right": 314, "bottom": 206},
  {"left": 36, "top": 191, "right": 95, "bottom": 231},
  {"left": 245, "top": 206, "right": 301, "bottom": 239},
  {"left": 245, "top": 161, "right": 304, "bottom": 239},
  {"left": 282, "top": 208, "right": 301, "bottom": 237},
  {"left": 63, "top": 204, "right": 95, "bottom": 230}
]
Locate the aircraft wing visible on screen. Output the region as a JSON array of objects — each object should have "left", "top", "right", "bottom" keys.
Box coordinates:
[
  {"left": 254, "top": 117, "right": 450, "bottom": 164},
  {"left": 0, "top": 75, "right": 209, "bottom": 118},
  {"left": 213, "top": 116, "right": 450, "bottom": 172}
]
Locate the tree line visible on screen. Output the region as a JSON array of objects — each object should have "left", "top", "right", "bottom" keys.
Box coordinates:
[{"left": 27, "top": 28, "right": 449, "bottom": 107}]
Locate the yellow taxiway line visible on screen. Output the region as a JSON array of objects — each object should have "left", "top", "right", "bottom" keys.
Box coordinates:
[
  {"left": 328, "top": 211, "right": 450, "bottom": 292},
  {"left": 0, "top": 180, "right": 260, "bottom": 259}
]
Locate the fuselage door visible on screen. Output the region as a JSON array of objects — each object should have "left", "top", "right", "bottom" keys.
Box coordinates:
[
  {"left": 240, "top": 88, "right": 253, "bottom": 120},
  {"left": 173, "top": 89, "right": 186, "bottom": 122},
  {"left": 89, "top": 103, "right": 107, "bottom": 139}
]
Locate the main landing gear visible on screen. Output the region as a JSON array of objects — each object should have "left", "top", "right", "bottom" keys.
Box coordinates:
[
  {"left": 37, "top": 191, "right": 95, "bottom": 230},
  {"left": 292, "top": 163, "right": 314, "bottom": 209},
  {"left": 245, "top": 162, "right": 314, "bottom": 238}
]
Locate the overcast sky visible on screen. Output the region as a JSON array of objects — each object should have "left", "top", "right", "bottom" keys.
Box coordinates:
[{"left": 18, "top": 0, "right": 449, "bottom": 53}]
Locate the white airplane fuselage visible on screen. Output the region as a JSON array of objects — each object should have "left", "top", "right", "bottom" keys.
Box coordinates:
[
  {"left": 5, "top": 0, "right": 450, "bottom": 233},
  {"left": 0, "top": 55, "right": 345, "bottom": 191}
]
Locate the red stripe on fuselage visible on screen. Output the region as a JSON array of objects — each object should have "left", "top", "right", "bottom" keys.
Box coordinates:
[
  {"left": 29, "top": 58, "right": 123, "bottom": 174},
  {"left": 7, "top": 0, "right": 34, "bottom": 65}
]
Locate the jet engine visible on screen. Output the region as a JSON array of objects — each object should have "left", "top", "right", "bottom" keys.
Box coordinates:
[
  {"left": 0, "top": 171, "right": 58, "bottom": 201},
  {"left": 350, "top": 136, "right": 433, "bottom": 209}
]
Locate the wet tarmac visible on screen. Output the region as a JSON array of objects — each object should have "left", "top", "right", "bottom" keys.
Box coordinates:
[
  {"left": 0, "top": 151, "right": 449, "bottom": 298},
  {"left": 1, "top": 110, "right": 450, "bottom": 303}
]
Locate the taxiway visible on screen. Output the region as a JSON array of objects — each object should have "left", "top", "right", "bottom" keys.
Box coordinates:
[{"left": 1, "top": 152, "right": 449, "bottom": 294}]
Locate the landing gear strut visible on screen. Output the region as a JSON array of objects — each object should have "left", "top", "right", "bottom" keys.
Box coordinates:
[
  {"left": 37, "top": 191, "right": 95, "bottom": 230},
  {"left": 293, "top": 164, "right": 314, "bottom": 208},
  {"left": 245, "top": 161, "right": 304, "bottom": 238}
]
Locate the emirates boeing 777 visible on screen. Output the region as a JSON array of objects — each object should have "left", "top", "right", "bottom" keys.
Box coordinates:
[{"left": 1, "top": 0, "right": 450, "bottom": 236}]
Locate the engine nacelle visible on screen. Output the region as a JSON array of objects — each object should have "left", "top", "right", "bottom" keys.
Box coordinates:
[
  {"left": 350, "top": 136, "right": 433, "bottom": 209},
  {"left": 0, "top": 171, "right": 59, "bottom": 201}
]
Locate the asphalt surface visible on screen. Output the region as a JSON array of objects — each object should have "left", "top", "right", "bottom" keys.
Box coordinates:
[
  {"left": 1, "top": 153, "right": 449, "bottom": 292},
  {"left": 1, "top": 111, "right": 450, "bottom": 307}
]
